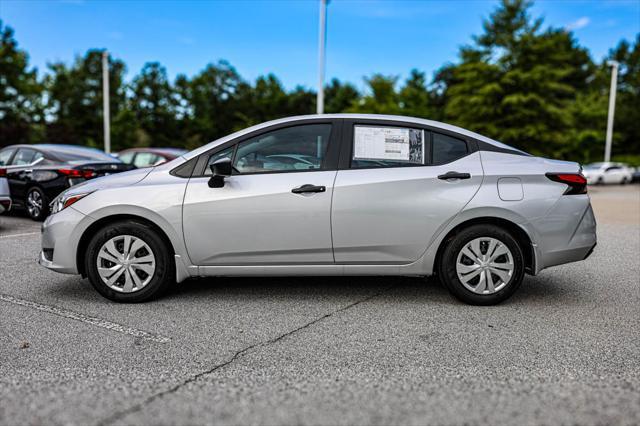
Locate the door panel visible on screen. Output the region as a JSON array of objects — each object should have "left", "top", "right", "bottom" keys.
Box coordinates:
[
  {"left": 183, "top": 171, "right": 336, "bottom": 265},
  {"left": 331, "top": 153, "right": 483, "bottom": 263}
]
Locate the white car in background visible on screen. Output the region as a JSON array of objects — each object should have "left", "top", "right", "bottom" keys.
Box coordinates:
[{"left": 583, "top": 162, "right": 633, "bottom": 185}]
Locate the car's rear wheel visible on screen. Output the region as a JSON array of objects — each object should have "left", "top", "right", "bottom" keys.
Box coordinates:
[
  {"left": 439, "top": 224, "right": 525, "bottom": 305},
  {"left": 26, "top": 187, "right": 48, "bottom": 221},
  {"left": 85, "top": 221, "right": 175, "bottom": 302}
]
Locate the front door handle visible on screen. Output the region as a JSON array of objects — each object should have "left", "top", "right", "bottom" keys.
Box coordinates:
[
  {"left": 291, "top": 184, "right": 326, "bottom": 194},
  {"left": 438, "top": 171, "right": 471, "bottom": 180}
]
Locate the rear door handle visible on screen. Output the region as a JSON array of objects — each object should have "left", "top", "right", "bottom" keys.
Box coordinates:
[
  {"left": 438, "top": 171, "right": 471, "bottom": 180},
  {"left": 291, "top": 184, "right": 326, "bottom": 194}
]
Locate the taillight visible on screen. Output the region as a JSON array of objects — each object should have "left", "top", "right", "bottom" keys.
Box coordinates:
[
  {"left": 546, "top": 173, "right": 587, "bottom": 195},
  {"left": 58, "top": 169, "right": 96, "bottom": 179},
  {"left": 0, "top": 168, "right": 6, "bottom": 177}
]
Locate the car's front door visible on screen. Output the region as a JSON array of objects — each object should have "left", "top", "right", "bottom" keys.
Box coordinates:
[
  {"left": 182, "top": 121, "right": 340, "bottom": 266},
  {"left": 331, "top": 120, "right": 484, "bottom": 264}
]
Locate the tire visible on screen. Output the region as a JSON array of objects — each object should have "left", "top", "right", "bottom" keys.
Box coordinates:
[
  {"left": 85, "top": 220, "right": 175, "bottom": 302},
  {"left": 25, "top": 187, "right": 48, "bottom": 221},
  {"left": 438, "top": 224, "right": 525, "bottom": 305}
]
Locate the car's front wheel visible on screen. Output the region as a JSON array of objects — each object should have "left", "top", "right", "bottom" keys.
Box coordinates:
[
  {"left": 85, "top": 221, "right": 175, "bottom": 302},
  {"left": 26, "top": 187, "right": 48, "bottom": 221},
  {"left": 439, "top": 224, "right": 525, "bottom": 305}
]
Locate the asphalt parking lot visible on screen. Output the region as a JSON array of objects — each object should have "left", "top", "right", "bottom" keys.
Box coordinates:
[{"left": 1, "top": 185, "right": 638, "bottom": 426}]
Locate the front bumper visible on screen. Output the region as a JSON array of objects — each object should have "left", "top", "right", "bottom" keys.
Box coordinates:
[{"left": 38, "top": 206, "right": 88, "bottom": 275}]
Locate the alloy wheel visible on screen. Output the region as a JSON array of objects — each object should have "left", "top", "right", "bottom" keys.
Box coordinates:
[
  {"left": 455, "top": 237, "right": 514, "bottom": 295},
  {"left": 96, "top": 235, "right": 156, "bottom": 293},
  {"left": 27, "top": 190, "right": 43, "bottom": 218}
]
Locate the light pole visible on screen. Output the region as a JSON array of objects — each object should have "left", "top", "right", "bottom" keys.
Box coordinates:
[
  {"left": 604, "top": 60, "right": 618, "bottom": 163},
  {"left": 102, "top": 50, "right": 111, "bottom": 154},
  {"left": 317, "top": 0, "right": 328, "bottom": 114}
]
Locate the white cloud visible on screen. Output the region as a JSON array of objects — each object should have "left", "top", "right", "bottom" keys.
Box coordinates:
[{"left": 566, "top": 17, "right": 591, "bottom": 31}]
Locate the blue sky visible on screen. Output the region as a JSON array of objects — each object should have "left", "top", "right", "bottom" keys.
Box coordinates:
[{"left": 2, "top": 0, "right": 639, "bottom": 90}]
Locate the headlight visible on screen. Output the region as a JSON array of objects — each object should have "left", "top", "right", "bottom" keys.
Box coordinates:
[{"left": 50, "top": 191, "right": 94, "bottom": 215}]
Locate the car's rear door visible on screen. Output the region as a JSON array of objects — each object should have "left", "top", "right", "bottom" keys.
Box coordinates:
[
  {"left": 331, "top": 119, "right": 484, "bottom": 264},
  {"left": 182, "top": 119, "right": 341, "bottom": 266}
]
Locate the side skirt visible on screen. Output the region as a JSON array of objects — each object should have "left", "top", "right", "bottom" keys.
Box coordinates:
[{"left": 197, "top": 263, "right": 428, "bottom": 277}]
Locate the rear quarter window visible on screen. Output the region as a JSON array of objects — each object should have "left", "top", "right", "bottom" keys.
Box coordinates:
[{"left": 432, "top": 133, "right": 468, "bottom": 165}]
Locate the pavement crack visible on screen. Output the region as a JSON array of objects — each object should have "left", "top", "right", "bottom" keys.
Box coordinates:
[{"left": 97, "top": 285, "right": 394, "bottom": 425}]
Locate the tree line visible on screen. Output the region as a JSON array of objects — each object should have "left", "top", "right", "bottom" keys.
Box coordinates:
[{"left": 1, "top": 0, "right": 638, "bottom": 164}]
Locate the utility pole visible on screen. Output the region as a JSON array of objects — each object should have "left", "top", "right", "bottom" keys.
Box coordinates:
[
  {"left": 604, "top": 60, "right": 618, "bottom": 163},
  {"left": 316, "top": 0, "right": 328, "bottom": 114},
  {"left": 102, "top": 50, "right": 111, "bottom": 154}
]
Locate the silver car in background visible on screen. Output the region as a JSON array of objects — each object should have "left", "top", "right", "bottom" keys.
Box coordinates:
[{"left": 38, "top": 114, "right": 597, "bottom": 305}]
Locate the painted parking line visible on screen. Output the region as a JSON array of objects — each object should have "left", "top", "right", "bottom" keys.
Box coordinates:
[
  {"left": 0, "top": 232, "right": 41, "bottom": 239},
  {"left": 0, "top": 293, "right": 171, "bottom": 343}
]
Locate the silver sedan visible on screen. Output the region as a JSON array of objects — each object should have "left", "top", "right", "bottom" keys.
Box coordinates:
[{"left": 38, "top": 114, "right": 597, "bottom": 305}]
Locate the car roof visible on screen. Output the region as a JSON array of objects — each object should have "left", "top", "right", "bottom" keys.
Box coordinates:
[
  {"left": 2, "top": 144, "right": 117, "bottom": 162},
  {"left": 119, "top": 147, "right": 187, "bottom": 157},
  {"left": 184, "top": 113, "right": 528, "bottom": 160}
]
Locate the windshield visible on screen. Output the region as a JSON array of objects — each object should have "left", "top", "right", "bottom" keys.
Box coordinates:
[{"left": 584, "top": 163, "right": 604, "bottom": 170}]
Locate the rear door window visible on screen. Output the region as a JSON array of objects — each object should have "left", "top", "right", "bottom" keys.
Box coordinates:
[
  {"left": 351, "top": 125, "right": 425, "bottom": 168},
  {"left": 12, "top": 148, "right": 37, "bottom": 165},
  {"left": 432, "top": 133, "right": 468, "bottom": 165}
]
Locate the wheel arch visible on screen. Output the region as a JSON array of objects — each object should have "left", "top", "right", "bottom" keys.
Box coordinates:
[
  {"left": 76, "top": 214, "right": 176, "bottom": 277},
  {"left": 433, "top": 216, "right": 536, "bottom": 276}
]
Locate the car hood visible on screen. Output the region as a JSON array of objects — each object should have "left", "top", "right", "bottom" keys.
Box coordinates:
[{"left": 64, "top": 167, "right": 153, "bottom": 196}]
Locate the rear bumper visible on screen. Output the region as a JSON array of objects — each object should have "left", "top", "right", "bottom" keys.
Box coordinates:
[{"left": 531, "top": 199, "right": 597, "bottom": 273}]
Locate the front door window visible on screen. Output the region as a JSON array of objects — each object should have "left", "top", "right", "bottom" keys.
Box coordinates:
[{"left": 233, "top": 124, "right": 332, "bottom": 173}]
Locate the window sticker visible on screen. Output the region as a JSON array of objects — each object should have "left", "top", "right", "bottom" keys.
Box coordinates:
[{"left": 353, "top": 126, "right": 424, "bottom": 164}]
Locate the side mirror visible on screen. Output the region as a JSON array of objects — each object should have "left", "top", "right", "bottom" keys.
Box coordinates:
[{"left": 208, "top": 157, "right": 232, "bottom": 188}]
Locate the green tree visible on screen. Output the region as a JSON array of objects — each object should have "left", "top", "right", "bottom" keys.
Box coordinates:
[
  {"left": 0, "top": 22, "right": 43, "bottom": 146},
  {"left": 129, "top": 62, "right": 179, "bottom": 147},
  {"left": 45, "top": 50, "right": 128, "bottom": 149},
  {"left": 348, "top": 74, "right": 401, "bottom": 114},
  {"left": 177, "top": 60, "right": 242, "bottom": 148},
  {"left": 399, "top": 69, "right": 435, "bottom": 119},
  {"left": 234, "top": 74, "right": 305, "bottom": 128},
  {"left": 608, "top": 36, "right": 640, "bottom": 162},
  {"left": 438, "top": 0, "right": 594, "bottom": 158},
  {"left": 323, "top": 78, "right": 359, "bottom": 113}
]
